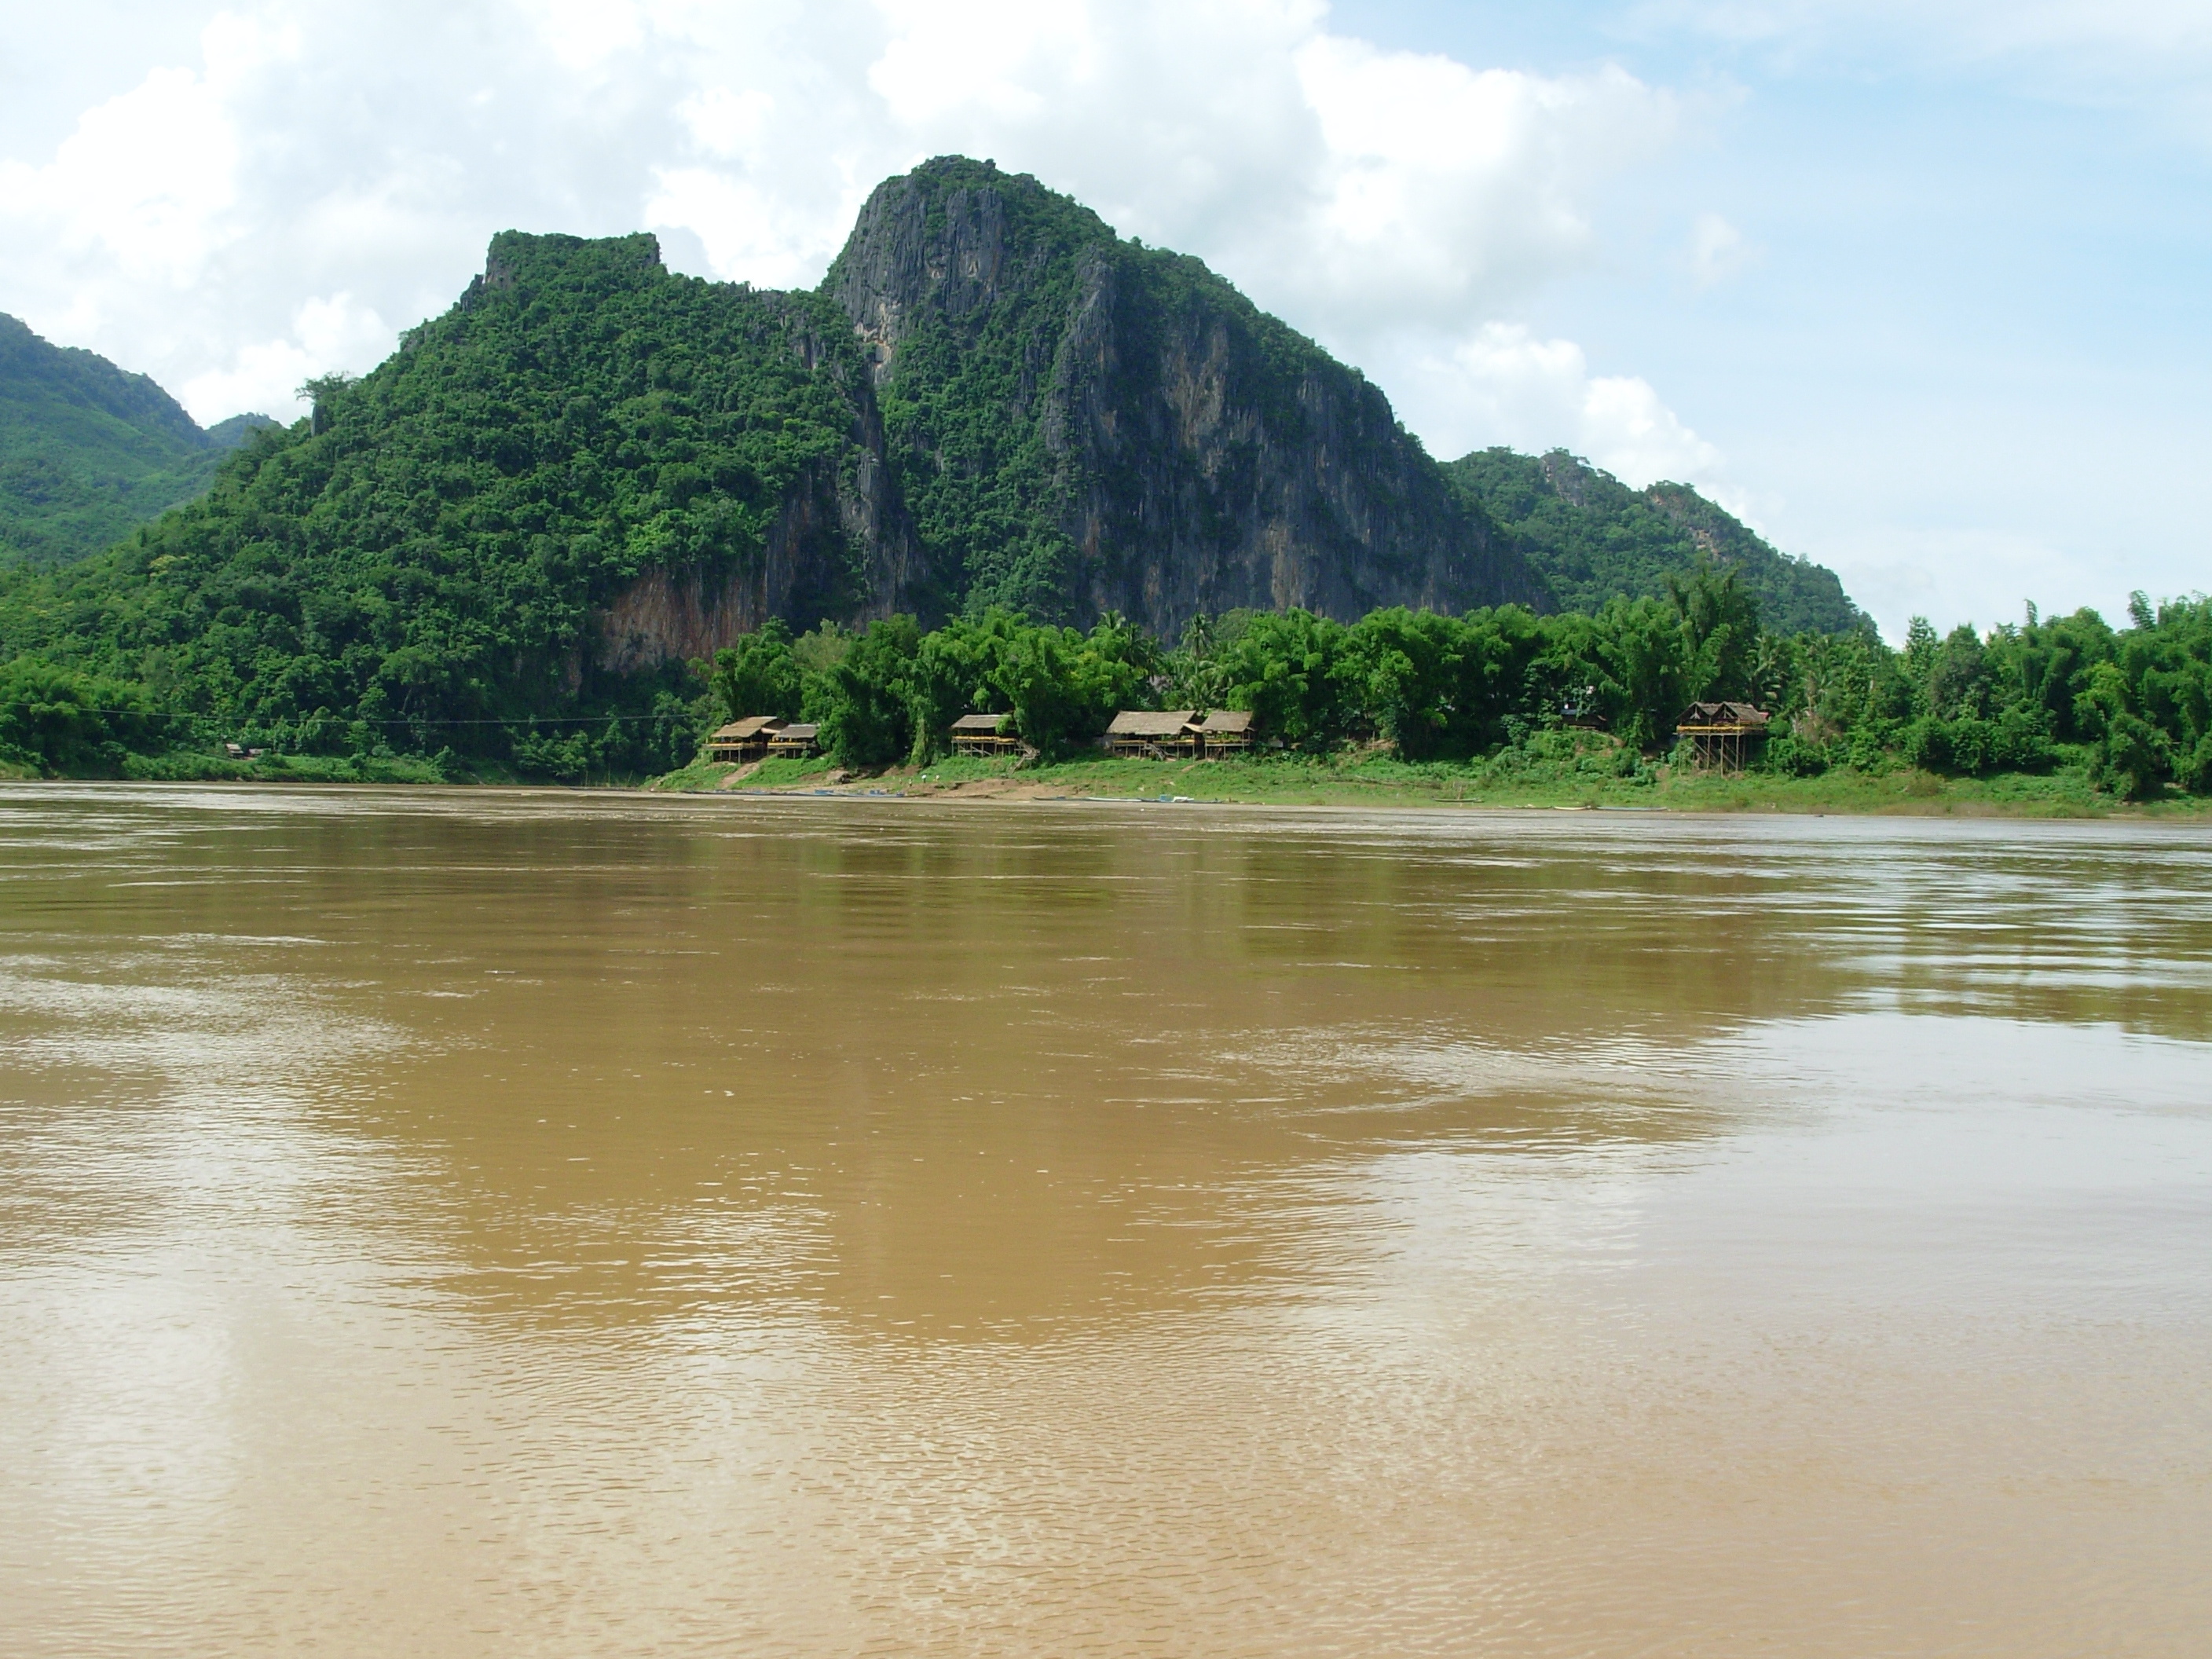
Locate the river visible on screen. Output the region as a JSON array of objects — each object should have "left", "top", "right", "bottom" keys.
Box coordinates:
[{"left": 2, "top": 785, "right": 2207, "bottom": 1656}]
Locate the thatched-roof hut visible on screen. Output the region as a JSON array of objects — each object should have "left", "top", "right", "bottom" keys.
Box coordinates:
[
  {"left": 1192, "top": 709, "right": 1255, "bottom": 756},
  {"left": 950, "top": 712, "right": 1022, "bottom": 756},
  {"left": 767, "top": 722, "right": 822, "bottom": 758},
  {"left": 1104, "top": 710, "right": 1199, "bottom": 757},
  {"left": 1099, "top": 709, "right": 1262, "bottom": 760},
  {"left": 708, "top": 716, "right": 786, "bottom": 762}
]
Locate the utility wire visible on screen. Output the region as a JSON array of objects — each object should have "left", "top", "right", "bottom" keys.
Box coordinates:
[{"left": 27, "top": 709, "right": 701, "bottom": 727}]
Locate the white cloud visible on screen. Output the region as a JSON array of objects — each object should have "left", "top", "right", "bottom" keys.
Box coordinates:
[
  {"left": 645, "top": 169, "right": 839, "bottom": 291},
  {"left": 1277, "top": 41, "right": 1675, "bottom": 332},
  {"left": 530, "top": 0, "right": 647, "bottom": 70},
  {"left": 677, "top": 86, "right": 775, "bottom": 160},
  {"left": 1379, "top": 323, "right": 1723, "bottom": 490},
  {"left": 1636, "top": 0, "right": 2212, "bottom": 136},
  {"left": 1638, "top": 0, "right": 2212, "bottom": 60},
  {"left": 178, "top": 293, "right": 393, "bottom": 425},
  {"left": 0, "top": 64, "right": 240, "bottom": 291},
  {"left": 1, "top": 1, "right": 698, "bottom": 419}
]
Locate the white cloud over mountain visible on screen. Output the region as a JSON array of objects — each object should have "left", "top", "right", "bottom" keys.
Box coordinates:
[{"left": 0, "top": 0, "right": 1711, "bottom": 493}]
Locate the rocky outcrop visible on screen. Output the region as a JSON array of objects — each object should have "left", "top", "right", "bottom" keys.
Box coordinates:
[
  {"left": 591, "top": 287, "right": 934, "bottom": 672},
  {"left": 822, "top": 157, "right": 1551, "bottom": 635}
]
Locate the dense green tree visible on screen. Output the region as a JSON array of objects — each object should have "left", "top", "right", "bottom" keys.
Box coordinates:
[
  {"left": 808, "top": 615, "right": 925, "bottom": 769},
  {"left": 707, "top": 619, "right": 803, "bottom": 722},
  {"left": 996, "top": 617, "right": 1155, "bottom": 760},
  {"left": 1668, "top": 563, "right": 1761, "bottom": 703},
  {"left": 1212, "top": 610, "right": 1352, "bottom": 750},
  {"left": 0, "top": 313, "right": 275, "bottom": 569},
  {"left": 0, "top": 658, "right": 164, "bottom": 773}
]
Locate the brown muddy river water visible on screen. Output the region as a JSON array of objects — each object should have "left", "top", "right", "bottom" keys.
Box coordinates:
[{"left": 2, "top": 785, "right": 2208, "bottom": 1657}]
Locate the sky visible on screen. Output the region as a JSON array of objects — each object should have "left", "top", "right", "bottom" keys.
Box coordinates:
[{"left": 1, "top": 0, "right": 2205, "bottom": 637}]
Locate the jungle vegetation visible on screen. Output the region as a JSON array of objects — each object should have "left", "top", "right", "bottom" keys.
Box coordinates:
[
  {"left": 688, "top": 571, "right": 2211, "bottom": 802},
  {"left": 0, "top": 166, "right": 2196, "bottom": 802},
  {"left": 5, "top": 555, "right": 2207, "bottom": 802},
  {"left": 0, "top": 232, "right": 878, "bottom": 783}
]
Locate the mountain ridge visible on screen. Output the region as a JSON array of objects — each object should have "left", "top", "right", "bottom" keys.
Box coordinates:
[
  {"left": 0, "top": 312, "right": 274, "bottom": 568},
  {"left": 1445, "top": 447, "right": 1866, "bottom": 636}
]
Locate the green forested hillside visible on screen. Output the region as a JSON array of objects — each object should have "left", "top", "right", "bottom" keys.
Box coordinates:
[
  {"left": 0, "top": 313, "right": 273, "bottom": 567},
  {"left": 1448, "top": 447, "right": 1866, "bottom": 635},
  {"left": 0, "top": 232, "right": 901, "bottom": 775}
]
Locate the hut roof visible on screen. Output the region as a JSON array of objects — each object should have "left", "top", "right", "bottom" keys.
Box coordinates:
[
  {"left": 1107, "top": 709, "right": 1197, "bottom": 738},
  {"left": 950, "top": 712, "right": 1012, "bottom": 734},
  {"left": 1677, "top": 701, "right": 1771, "bottom": 728},
  {"left": 1196, "top": 709, "right": 1254, "bottom": 734},
  {"left": 773, "top": 723, "right": 820, "bottom": 742},
  {"left": 712, "top": 716, "right": 786, "bottom": 740}
]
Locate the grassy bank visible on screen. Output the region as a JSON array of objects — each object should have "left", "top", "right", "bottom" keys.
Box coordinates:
[{"left": 651, "top": 747, "right": 2211, "bottom": 818}]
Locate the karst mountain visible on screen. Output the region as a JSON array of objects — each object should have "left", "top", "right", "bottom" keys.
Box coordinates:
[{"left": 0, "top": 156, "right": 1862, "bottom": 748}]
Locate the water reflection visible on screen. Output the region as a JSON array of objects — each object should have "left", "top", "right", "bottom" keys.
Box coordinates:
[{"left": 2, "top": 787, "right": 2209, "bottom": 1656}]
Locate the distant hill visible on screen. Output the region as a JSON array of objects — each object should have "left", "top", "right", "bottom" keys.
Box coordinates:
[
  {"left": 0, "top": 313, "right": 276, "bottom": 567},
  {"left": 1445, "top": 447, "right": 1868, "bottom": 636}
]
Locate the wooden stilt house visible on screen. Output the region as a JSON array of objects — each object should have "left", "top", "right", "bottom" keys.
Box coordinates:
[
  {"left": 707, "top": 716, "right": 786, "bottom": 762},
  {"left": 1192, "top": 709, "right": 1254, "bottom": 757},
  {"left": 1104, "top": 710, "right": 1199, "bottom": 758},
  {"left": 1675, "top": 701, "right": 1771, "bottom": 772},
  {"left": 766, "top": 722, "right": 822, "bottom": 759},
  {"left": 950, "top": 712, "right": 1022, "bottom": 756}
]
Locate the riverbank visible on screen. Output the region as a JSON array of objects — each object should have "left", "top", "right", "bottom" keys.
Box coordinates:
[
  {"left": 9, "top": 745, "right": 2202, "bottom": 818},
  {"left": 650, "top": 751, "right": 2211, "bottom": 818}
]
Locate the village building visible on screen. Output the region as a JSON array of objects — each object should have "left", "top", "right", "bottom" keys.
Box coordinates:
[
  {"left": 767, "top": 722, "right": 822, "bottom": 759},
  {"left": 950, "top": 712, "right": 1022, "bottom": 756},
  {"left": 706, "top": 716, "right": 786, "bottom": 763},
  {"left": 1104, "top": 710, "right": 1199, "bottom": 758},
  {"left": 1675, "top": 701, "right": 1771, "bottom": 772},
  {"left": 1102, "top": 709, "right": 1260, "bottom": 759},
  {"left": 1192, "top": 709, "right": 1254, "bottom": 757}
]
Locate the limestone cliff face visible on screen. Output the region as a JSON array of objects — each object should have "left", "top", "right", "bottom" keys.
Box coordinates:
[
  {"left": 822, "top": 158, "right": 1550, "bottom": 635},
  {"left": 593, "top": 309, "right": 930, "bottom": 674},
  {"left": 596, "top": 448, "right": 925, "bottom": 672}
]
